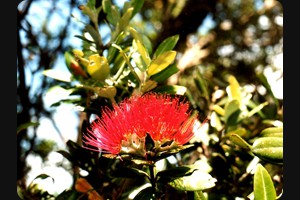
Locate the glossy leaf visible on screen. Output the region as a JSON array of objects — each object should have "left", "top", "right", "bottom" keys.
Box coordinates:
[
  {"left": 130, "top": 0, "right": 144, "bottom": 20},
  {"left": 227, "top": 133, "right": 252, "bottom": 150},
  {"left": 133, "top": 186, "right": 155, "bottom": 200},
  {"left": 153, "top": 34, "right": 179, "bottom": 59},
  {"left": 130, "top": 27, "right": 151, "bottom": 67},
  {"left": 210, "top": 111, "right": 223, "bottom": 131},
  {"left": 147, "top": 51, "right": 177, "bottom": 76},
  {"left": 224, "top": 99, "right": 240, "bottom": 123},
  {"left": 252, "top": 137, "right": 283, "bottom": 164},
  {"left": 194, "top": 191, "right": 207, "bottom": 200},
  {"left": 168, "top": 170, "right": 216, "bottom": 191},
  {"left": 226, "top": 75, "right": 242, "bottom": 103},
  {"left": 154, "top": 85, "right": 187, "bottom": 95},
  {"left": 156, "top": 166, "right": 196, "bottom": 180},
  {"left": 253, "top": 164, "right": 277, "bottom": 200},
  {"left": 87, "top": 54, "right": 110, "bottom": 81},
  {"left": 150, "top": 63, "right": 179, "bottom": 83},
  {"left": 260, "top": 126, "right": 283, "bottom": 137}
]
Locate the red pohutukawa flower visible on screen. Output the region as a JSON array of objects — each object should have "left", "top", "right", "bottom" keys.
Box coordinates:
[{"left": 83, "top": 92, "right": 199, "bottom": 158}]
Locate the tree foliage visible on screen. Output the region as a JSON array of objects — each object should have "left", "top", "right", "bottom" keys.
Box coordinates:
[{"left": 17, "top": 0, "right": 283, "bottom": 199}]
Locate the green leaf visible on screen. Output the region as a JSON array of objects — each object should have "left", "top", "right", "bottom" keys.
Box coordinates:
[
  {"left": 130, "top": 27, "right": 151, "bottom": 67},
  {"left": 153, "top": 34, "right": 179, "bottom": 59},
  {"left": 141, "top": 80, "right": 157, "bottom": 93},
  {"left": 194, "top": 191, "right": 207, "bottom": 200},
  {"left": 107, "top": 31, "right": 127, "bottom": 63},
  {"left": 247, "top": 102, "right": 269, "bottom": 118},
  {"left": 253, "top": 164, "right": 277, "bottom": 200},
  {"left": 33, "top": 174, "right": 54, "bottom": 182},
  {"left": 147, "top": 51, "right": 177, "bottom": 76},
  {"left": 251, "top": 137, "right": 283, "bottom": 164},
  {"left": 226, "top": 133, "right": 252, "bottom": 150},
  {"left": 260, "top": 126, "right": 283, "bottom": 138},
  {"left": 257, "top": 73, "right": 279, "bottom": 107},
  {"left": 56, "top": 190, "right": 81, "bottom": 200},
  {"left": 102, "top": 0, "right": 120, "bottom": 26},
  {"left": 133, "top": 185, "right": 155, "bottom": 200},
  {"left": 154, "top": 85, "right": 187, "bottom": 95},
  {"left": 150, "top": 63, "right": 179, "bottom": 83},
  {"left": 130, "top": 0, "right": 144, "bottom": 19},
  {"left": 84, "top": 24, "right": 102, "bottom": 50},
  {"left": 168, "top": 170, "right": 216, "bottom": 191},
  {"left": 194, "top": 68, "right": 209, "bottom": 101},
  {"left": 224, "top": 99, "right": 240, "bottom": 124},
  {"left": 226, "top": 75, "right": 242, "bottom": 103},
  {"left": 156, "top": 166, "right": 196, "bottom": 180},
  {"left": 114, "top": 7, "right": 133, "bottom": 38},
  {"left": 17, "top": 122, "right": 40, "bottom": 135}
]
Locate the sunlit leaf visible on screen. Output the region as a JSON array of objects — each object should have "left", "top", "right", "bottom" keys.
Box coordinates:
[
  {"left": 154, "top": 85, "right": 187, "bottom": 95},
  {"left": 43, "top": 69, "right": 72, "bottom": 82},
  {"left": 247, "top": 102, "right": 269, "bottom": 118},
  {"left": 132, "top": 185, "right": 155, "bottom": 200},
  {"left": 226, "top": 75, "right": 242, "bottom": 103},
  {"left": 253, "top": 164, "right": 277, "bottom": 200},
  {"left": 168, "top": 170, "right": 216, "bottom": 191},
  {"left": 84, "top": 24, "right": 102, "bottom": 49},
  {"left": 156, "top": 166, "right": 196, "bottom": 180},
  {"left": 130, "top": 0, "right": 144, "bottom": 20},
  {"left": 260, "top": 126, "right": 283, "bottom": 138},
  {"left": 226, "top": 127, "right": 248, "bottom": 138},
  {"left": 210, "top": 111, "right": 223, "bottom": 131},
  {"left": 150, "top": 63, "right": 179, "bottom": 83},
  {"left": 153, "top": 34, "right": 179, "bottom": 59},
  {"left": 194, "top": 191, "right": 207, "bottom": 200},
  {"left": 133, "top": 39, "right": 151, "bottom": 67},
  {"left": 114, "top": 7, "right": 133, "bottom": 39},
  {"left": 95, "top": 86, "right": 117, "bottom": 101},
  {"left": 147, "top": 51, "right": 177, "bottom": 76},
  {"left": 130, "top": 27, "right": 151, "bottom": 67},
  {"left": 102, "top": 0, "right": 120, "bottom": 26},
  {"left": 251, "top": 137, "right": 283, "bottom": 164},
  {"left": 212, "top": 105, "right": 225, "bottom": 116},
  {"left": 224, "top": 99, "right": 240, "bottom": 123},
  {"left": 226, "top": 133, "right": 252, "bottom": 150},
  {"left": 141, "top": 80, "right": 157, "bottom": 93}
]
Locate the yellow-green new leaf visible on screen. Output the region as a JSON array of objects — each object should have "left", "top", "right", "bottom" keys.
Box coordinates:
[
  {"left": 226, "top": 75, "right": 242, "bottom": 103},
  {"left": 253, "top": 164, "right": 277, "bottom": 200},
  {"left": 147, "top": 51, "right": 177, "bottom": 76},
  {"left": 227, "top": 133, "right": 252, "bottom": 150}
]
